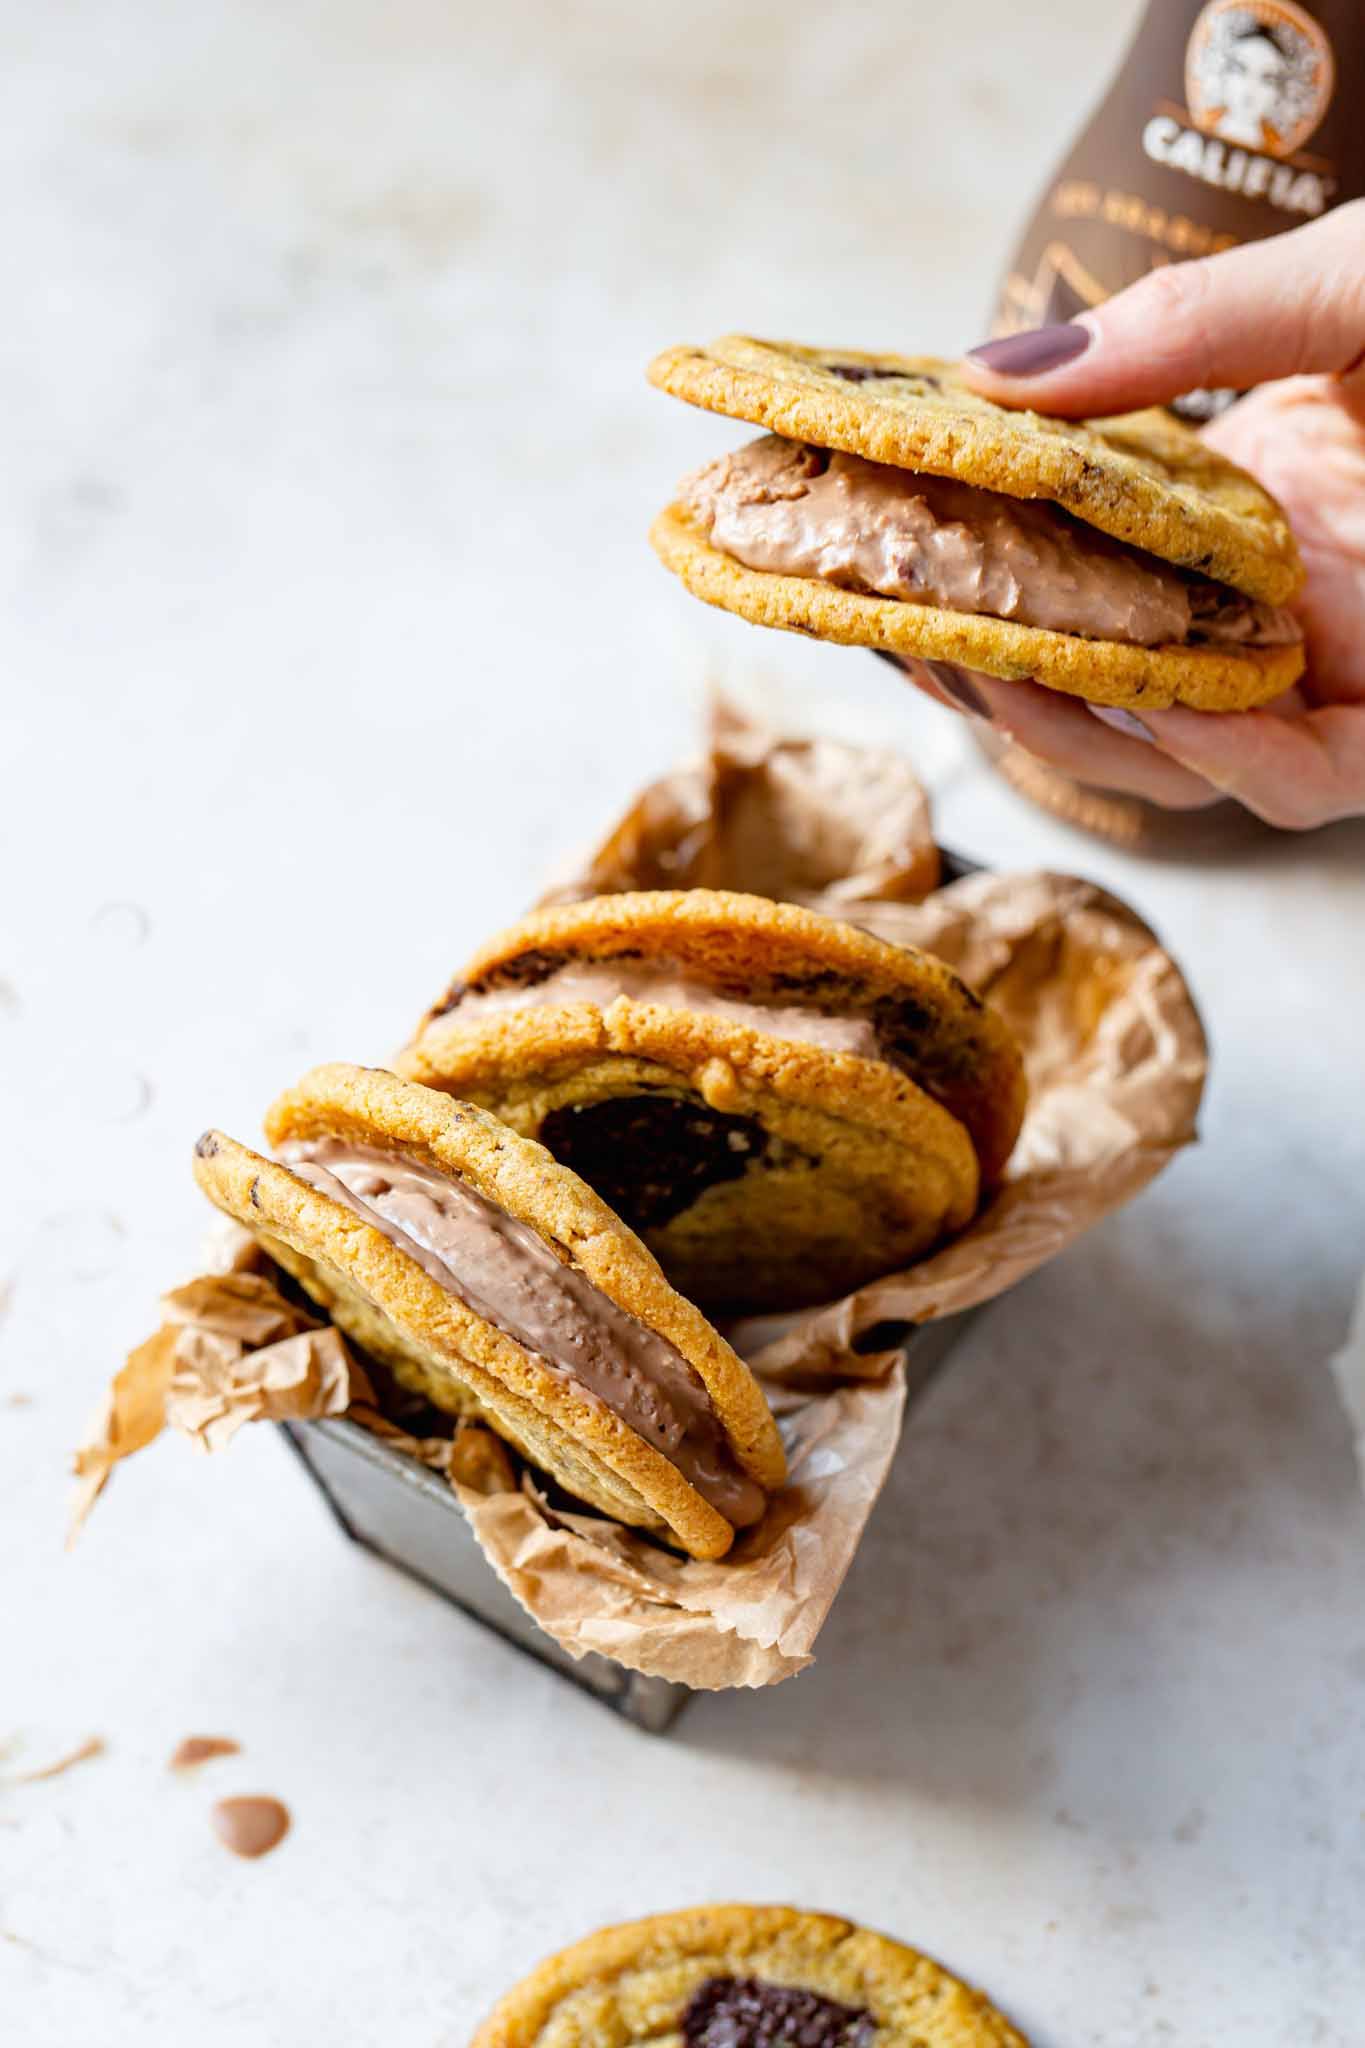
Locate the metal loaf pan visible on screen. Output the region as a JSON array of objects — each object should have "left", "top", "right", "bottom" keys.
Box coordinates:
[{"left": 281, "top": 1311, "right": 975, "bottom": 1733}]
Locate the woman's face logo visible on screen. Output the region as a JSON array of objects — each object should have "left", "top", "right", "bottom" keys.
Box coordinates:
[
  {"left": 1219, "top": 32, "right": 1289, "bottom": 143},
  {"left": 1186, "top": 1, "right": 1334, "bottom": 158}
]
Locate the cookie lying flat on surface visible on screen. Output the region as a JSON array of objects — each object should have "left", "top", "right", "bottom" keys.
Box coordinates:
[
  {"left": 648, "top": 336, "right": 1305, "bottom": 712},
  {"left": 192, "top": 1063, "right": 785, "bottom": 1559},
  {"left": 471, "top": 1904, "right": 1028, "bottom": 2046},
  {"left": 397, "top": 890, "right": 1024, "bottom": 1315}
]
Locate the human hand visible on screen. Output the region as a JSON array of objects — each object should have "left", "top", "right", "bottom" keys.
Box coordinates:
[{"left": 900, "top": 201, "right": 1365, "bottom": 828}]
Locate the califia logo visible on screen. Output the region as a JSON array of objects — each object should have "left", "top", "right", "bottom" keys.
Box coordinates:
[
  {"left": 1185, "top": 1, "right": 1334, "bottom": 158},
  {"left": 1143, "top": 1, "right": 1337, "bottom": 215}
]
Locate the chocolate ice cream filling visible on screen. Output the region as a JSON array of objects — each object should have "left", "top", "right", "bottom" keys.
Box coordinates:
[
  {"left": 681, "top": 435, "right": 1301, "bottom": 650},
  {"left": 450, "top": 961, "right": 884, "bottom": 1059},
  {"left": 444, "top": 957, "right": 976, "bottom": 1117},
  {"left": 277, "top": 1139, "right": 765, "bottom": 1526},
  {"left": 682, "top": 1977, "right": 875, "bottom": 2047}
]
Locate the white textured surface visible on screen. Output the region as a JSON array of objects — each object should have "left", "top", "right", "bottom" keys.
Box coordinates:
[{"left": 4, "top": 3, "right": 1365, "bottom": 2043}]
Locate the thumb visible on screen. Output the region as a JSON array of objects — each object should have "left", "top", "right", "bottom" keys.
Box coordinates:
[{"left": 960, "top": 200, "right": 1365, "bottom": 417}]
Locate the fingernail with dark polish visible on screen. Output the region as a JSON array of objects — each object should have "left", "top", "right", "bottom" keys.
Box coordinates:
[
  {"left": 965, "top": 323, "right": 1092, "bottom": 377},
  {"left": 926, "top": 661, "right": 992, "bottom": 719},
  {"left": 1089, "top": 705, "right": 1154, "bottom": 743}
]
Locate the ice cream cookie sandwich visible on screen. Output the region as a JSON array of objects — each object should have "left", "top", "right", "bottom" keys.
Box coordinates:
[
  {"left": 398, "top": 890, "right": 1024, "bottom": 1313},
  {"left": 649, "top": 335, "right": 1304, "bottom": 712},
  {"left": 192, "top": 1063, "right": 785, "bottom": 1559}
]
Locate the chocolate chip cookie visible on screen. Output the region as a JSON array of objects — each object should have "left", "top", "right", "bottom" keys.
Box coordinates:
[
  {"left": 648, "top": 335, "right": 1305, "bottom": 712},
  {"left": 192, "top": 1063, "right": 785, "bottom": 1559},
  {"left": 471, "top": 1905, "right": 1028, "bottom": 2046},
  {"left": 396, "top": 890, "right": 1024, "bottom": 1314}
]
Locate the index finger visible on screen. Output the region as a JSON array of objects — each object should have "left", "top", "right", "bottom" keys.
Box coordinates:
[{"left": 959, "top": 201, "right": 1365, "bottom": 418}]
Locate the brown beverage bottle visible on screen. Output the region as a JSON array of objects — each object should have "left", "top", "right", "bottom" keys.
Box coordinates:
[
  {"left": 981, "top": 0, "right": 1364, "bottom": 844},
  {"left": 994, "top": 0, "right": 1363, "bottom": 418}
]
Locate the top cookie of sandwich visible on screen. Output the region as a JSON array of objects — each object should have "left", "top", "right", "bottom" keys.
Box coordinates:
[
  {"left": 648, "top": 335, "right": 1301, "bottom": 604},
  {"left": 471, "top": 1903, "right": 1028, "bottom": 2047}
]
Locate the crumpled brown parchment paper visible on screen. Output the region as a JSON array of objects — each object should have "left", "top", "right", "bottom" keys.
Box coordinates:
[{"left": 75, "top": 709, "right": 1208, "bottom": 1689}]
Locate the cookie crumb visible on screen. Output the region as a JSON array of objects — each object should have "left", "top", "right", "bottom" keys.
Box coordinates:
[{"left": 13, "top": 1736, "right": 106, "bottom": 1783}]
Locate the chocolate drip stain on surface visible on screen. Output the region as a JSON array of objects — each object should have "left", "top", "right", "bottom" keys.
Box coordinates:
[
  {"left": 13, "top": 1736, "right": 106, "bottom": 1784},
  {"left": 211, "top": 1795, "right": 290, "bottom": 1860},
  {"left": 682, "top": 1976, "right": 875, "bottom": 2047},
  {"left": 538, "top": 1095, "right": 769, "bottom": 1232},
  {"left": 170, "top": 1735, "right": 240, "bottom": 1772}
]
